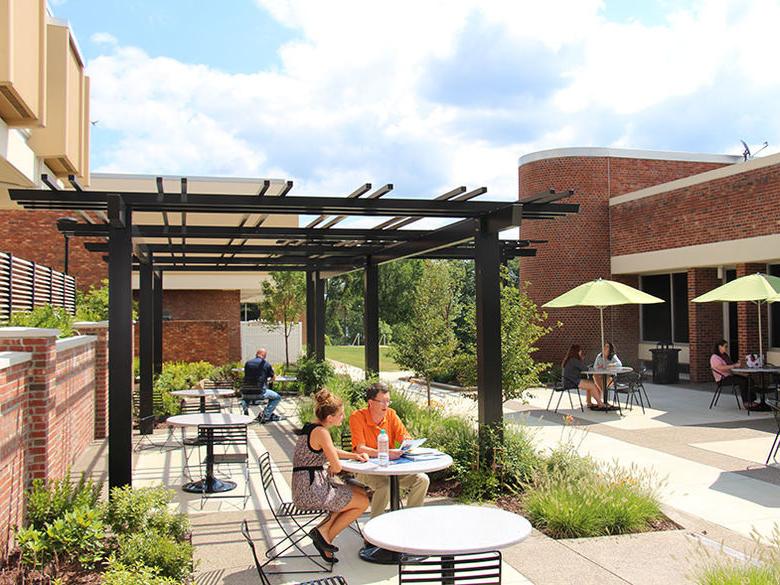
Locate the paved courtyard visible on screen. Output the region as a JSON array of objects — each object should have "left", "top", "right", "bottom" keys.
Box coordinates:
[{"left": 73, "top": 374, "right": 780, "bottom": 584}]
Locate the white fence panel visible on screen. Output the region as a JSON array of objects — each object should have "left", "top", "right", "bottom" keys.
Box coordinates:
[{"left": 240, "top": 321, "right": 303, "bottom": 364}]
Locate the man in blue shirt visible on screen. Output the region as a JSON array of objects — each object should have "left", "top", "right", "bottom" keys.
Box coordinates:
[{"left": 241, "top": 348, "right": 283, "bottom": 423}]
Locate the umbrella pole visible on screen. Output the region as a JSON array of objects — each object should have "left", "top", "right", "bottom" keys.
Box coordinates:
[
  {"left": 599, "top": 306, "right": 605, "bottom": 354},
  {"left": 758, "top": 301, "right": 764, "bottom": 362}
]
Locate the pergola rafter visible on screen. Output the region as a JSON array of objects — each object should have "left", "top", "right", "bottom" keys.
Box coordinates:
[{"left": 9, "top": 179, "right": 578, "bottom": 490}]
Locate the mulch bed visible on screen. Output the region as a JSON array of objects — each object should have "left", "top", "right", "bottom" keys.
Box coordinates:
[{"left": 0, "top": 554, "right": 102, "bottom": 585}]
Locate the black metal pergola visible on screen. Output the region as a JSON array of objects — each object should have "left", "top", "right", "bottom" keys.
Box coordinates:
[{"left": 10, "top": 177, "right": 578, "bottom": 489}]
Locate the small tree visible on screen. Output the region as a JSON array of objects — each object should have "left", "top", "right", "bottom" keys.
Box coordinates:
[
  {"left": 458, "top": 268, "right": 553, "bottom": 402},
  {"left": 76, "top": 279, "right": 138, "bottom": 321},
  {"left": 259, "top": 271, "right": 306, "bottom": 366},
  {"left": 391, "top": 260, "right": 459, "bottom": 406}
]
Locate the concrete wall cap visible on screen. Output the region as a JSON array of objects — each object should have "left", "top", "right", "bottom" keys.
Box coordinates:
[
  {"left": 56, "top": 335, "right": 97, "bottom": 353},
  {"left": 0, "top": 351, "right": 33, "bottom": 370},
  {"left": 73, "top": 321, "right": 109, "bottom": 329},
  {"left": 518, "top": 147, "right": 741, "bottom": 167},
  {"left": 0, "top": 327, "right": 60, "bottom": 338}
]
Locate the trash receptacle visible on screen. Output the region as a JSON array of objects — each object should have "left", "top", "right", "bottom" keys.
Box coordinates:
[{"left": 650, "top": 342, "right": 681, "bottom": 384}]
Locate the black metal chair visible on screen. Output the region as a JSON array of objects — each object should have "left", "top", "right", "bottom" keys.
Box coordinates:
[
  {"left": 133, "top": 388, "right": 175, "bottom": 451},
  {"left": 241, "top": 384, "right": 270, "bottom": 418},
  {"left": 257, "top": 452, "right": 332, "bottom": 574},
  {"left": 545, "top": 377, "right": 583, "bottom": 414},
  {"left": 198, "top": 424, "right": 250, "bottom": 507},
  {"left": 766, "top": 404, "right": 780, "bottom": 465},
  {"left": 614, "top": 371, "right": 645, "bottom": 414},
  {"left": 241, "top": 520, "right": 347, "bottom": 585},
  {"left": 709, "top": 370, "right": 741, "bottom": 410},
  {"left": 399, "top": 550, "right": 502, "bottom": 585}
]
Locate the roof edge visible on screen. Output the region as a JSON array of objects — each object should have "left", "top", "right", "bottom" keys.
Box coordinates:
[{"left": 518, "top": 147, "right": 741, "bottom": 167}]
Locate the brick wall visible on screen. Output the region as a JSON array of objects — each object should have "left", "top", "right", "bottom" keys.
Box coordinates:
[
  {"left": 610, "top": 162, "right": 780, "bottom": 255},
  {"left": 688, "top": 268, "right": 724, "bottom": 382},
  {"left": 736, "top": 263, "right": 769, "bottom": 359},
  {"left": 0, "top": 210, "right": 107, "bottom": 289},
  {"left": 134, "top": 320, "right": 233, "bottom": 365},
  {"left": 0, "top": 357, "right": 30, "bottom": 557},
  {"left": 519, "top": 154, "right": 727, "bottom": 365},
  {"left": 133, "top": 289, "right": 241, "bottom": 364},
  {"left": 0, "top": 328, "right": 106, "bottom": 558}
]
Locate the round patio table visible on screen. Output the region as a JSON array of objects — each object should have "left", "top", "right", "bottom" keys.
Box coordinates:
[
  {"left": 167, "top": 413, "right": 252, "bottom": 494},
  {"left": 732, "top": 367, "right": 780, "bottom": 411},
  {"left": 363, "top": 505, "right": 531, "bottom": 584},
  {"left": 364, "top": 504, "right": 531, "bottom": 554},
  {"left": 340, "top": 452, "right": 453, "bottom": 564},
  {"left": 582, "top": 366, "right": 633, "bottom": 409},
  {"left": 170, "top": 388, "right": 235, "bottom": 412}
]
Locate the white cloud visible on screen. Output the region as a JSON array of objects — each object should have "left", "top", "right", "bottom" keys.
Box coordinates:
[
  {"left": 90, "top": 32, "right": 117, "bottom": 46},
  {"left": 86, "top": 0, "right": 780, "bottom": 205}
]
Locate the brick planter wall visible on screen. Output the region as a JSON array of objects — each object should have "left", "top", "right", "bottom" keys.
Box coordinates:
[{"left": 0, "top": 327, "right": 104, "bottom": 559}]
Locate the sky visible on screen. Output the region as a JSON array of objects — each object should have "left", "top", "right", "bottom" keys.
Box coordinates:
[{"left": 51, "top": 0, "right": 780, "bottom": 207}]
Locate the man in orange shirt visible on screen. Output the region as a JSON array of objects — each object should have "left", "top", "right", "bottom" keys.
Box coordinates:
[{"left": 349, "top": 382, "right": 430, "bottom": 518}]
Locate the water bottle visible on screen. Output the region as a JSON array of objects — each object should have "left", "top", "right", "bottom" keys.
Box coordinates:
[{"left": 377, "top": 429, "right": 389, "bottom": 467}]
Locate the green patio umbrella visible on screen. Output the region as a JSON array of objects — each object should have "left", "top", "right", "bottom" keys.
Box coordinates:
[
  {"left": 542, "top": 278, "right": 665, "bottom": 351},
  {"left": 692, "top": 272, "right": 780, "bottom": 361}
]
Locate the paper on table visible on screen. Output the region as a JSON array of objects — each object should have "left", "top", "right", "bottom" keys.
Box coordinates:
[{"left": 399, "top": 438, "right": 427, "bottom": 451}]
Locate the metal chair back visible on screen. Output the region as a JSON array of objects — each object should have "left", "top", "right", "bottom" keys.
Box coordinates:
[
  {"left": 340, "top": 428, "right": 352, "bottom": 451},
  {"left": 399, "top": 550, "right": 502, "bottom": 585},
  {"left": 241, "top": 520, "right": 272, "bottom": 585},
  {"left": 180, "top": 402, "right": 221, "bottom": 414},
  {"left": 198, "top": 423, "right": 247, "bottom": 446}
]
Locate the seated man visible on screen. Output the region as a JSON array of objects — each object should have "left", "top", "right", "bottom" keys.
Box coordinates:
[
  {"left": 349, "top": 382, "right": 430, "bottom": 517},
  {"left": 242, "top": 348, "right": 283, "bottom": 423}
]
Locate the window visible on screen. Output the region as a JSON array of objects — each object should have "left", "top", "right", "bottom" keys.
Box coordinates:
[
  {"left": 771, "top": 264, "right": 780, "bottom": 348},
  {"left": 640, "top": 272, "right": 688, "bottom": 343},
  {"left": 240, "top": 303, "right": 260, "bottom": 321},
  {"left": 672, "top": 272, "right": 689, "bottom": 343}
]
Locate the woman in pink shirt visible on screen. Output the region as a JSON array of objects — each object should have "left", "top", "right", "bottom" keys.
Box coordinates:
[{"left": 710, "top": 339, "right": 755, "bottom": 408}]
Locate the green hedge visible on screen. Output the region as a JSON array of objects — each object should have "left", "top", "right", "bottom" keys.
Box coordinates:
[{"left": 15, "top": 475, "right": 193, "bottom": 582}]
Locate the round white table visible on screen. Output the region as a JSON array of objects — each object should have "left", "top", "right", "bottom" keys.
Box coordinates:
[
  {"left": 582, "top": 366, "right": 633, "bottom": 410},
  {"left": 167, "top": 413, "right": 253, "bottom": 494},
  {"left": 732, "top": 367, "right": 780, "bottom": 411},
  {"left": 340, "top": 452, "right": 453, "bottom": 564},
  {"left": 170, "top": 388, "right": 235, "bottom": 412},
  {"left": 364, "top": 504, "right": 532, "bottom": 554}
]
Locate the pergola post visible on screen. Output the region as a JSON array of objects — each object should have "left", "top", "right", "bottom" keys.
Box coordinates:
[
  {"left": 306, "top": 270, "right": 317, "bottom": 356},
  {"left": 107, "top": 196, "right": 133, "bottom": 489},
  {"left": 138, "top": 258, "right": 154, "bottom": 435},
  {"left": 315, "top": 272, "right": 326, "bottom": 361},
  {"left": 363, "top": 257, "right": 379, "bottom": 378},
  {"left": 153, "top": 270, "right": 163, "bottom": 376},
  {"left": 475, "top": 217, "right": 502, "bottom": 427}
]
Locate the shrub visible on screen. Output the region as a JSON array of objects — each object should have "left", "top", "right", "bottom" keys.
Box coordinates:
[
  {"left": 296, "top": 354, "right": 334, "bottom": 395},
  {"left": 211, "top": 361, "right": 243, "bottom": 389},
  {"left": 695, "top": 563, "right": 779, "bottom": 584},
  {"left": 116, "top": 531, "right": 193, "bottom": 581},
  {"left": 26, "top": 473, "right": 102, "bottom": 530},
  {"left": 102, "top": 559, "right": 179, "bottom": 585},
  {"left": 8, "top": 305, "right": 76, "bottom": 337},
  {"left": 525, "top": 452, "right": 662, "bottom": 538},
  {"left": 153, "top": 361, "right": 216, "bottom": 416},
  {"left": 17, "top": 506, "right": 106, "bottom": 570},
  {"left": 107, "top": 486, "right": 189, "bottom": 541}
]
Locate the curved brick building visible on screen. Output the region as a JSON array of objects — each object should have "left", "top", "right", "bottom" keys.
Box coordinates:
[{"left": 519, "top": 147, "right": 780, "bottom": 382}]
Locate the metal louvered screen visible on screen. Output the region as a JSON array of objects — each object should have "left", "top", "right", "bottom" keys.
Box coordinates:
[{"left": 0, "top": 252, "right": 76, "bottom": 322}]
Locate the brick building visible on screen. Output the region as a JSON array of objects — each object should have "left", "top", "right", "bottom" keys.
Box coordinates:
[{"left": 519, "top": 147, "right": 780, "bottom": 382}]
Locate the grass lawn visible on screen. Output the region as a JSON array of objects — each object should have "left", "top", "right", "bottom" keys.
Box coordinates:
[{"left": 325, "top": 345, "right": 401, "bottom": 371}]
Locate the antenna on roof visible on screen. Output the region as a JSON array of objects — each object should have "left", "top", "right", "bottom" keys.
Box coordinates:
[{"left": 740, "top": 140, "right": 769, "bottom": 161}]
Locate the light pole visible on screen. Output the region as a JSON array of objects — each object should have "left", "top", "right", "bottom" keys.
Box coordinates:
[{"left": 57, "top": 217, "right": 78, "bottom": 275}]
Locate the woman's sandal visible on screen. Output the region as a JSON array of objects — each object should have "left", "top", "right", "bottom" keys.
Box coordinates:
[
  {"left": 309, "top": 527, "right": 339, "bottom": 553},
  {"left": 310, "top": 534, "right": 339, "bottom": 564}
]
